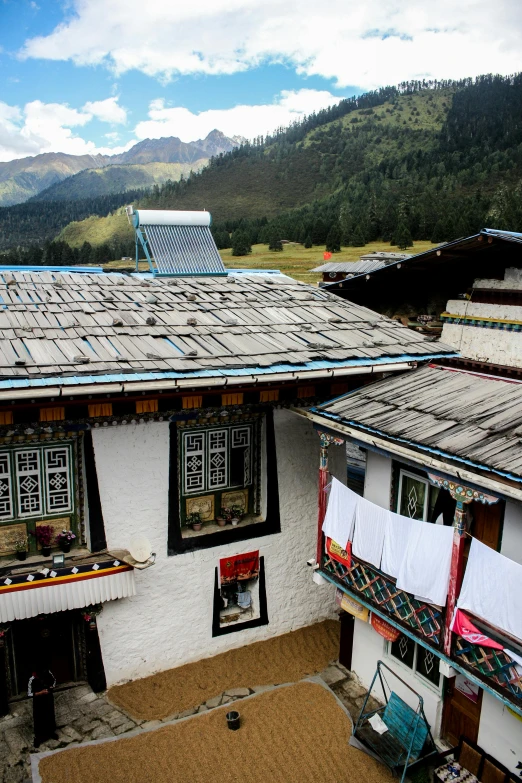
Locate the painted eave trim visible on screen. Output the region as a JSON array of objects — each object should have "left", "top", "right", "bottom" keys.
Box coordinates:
[
  {"left": 321, "top": 571, "right": 522, "bottom": 719},
  {"left": 0, "top": 352, "right": 456, "bottom": 395},
  {"left": 299, "top": 408, "right": 522, "bottom": 502}
]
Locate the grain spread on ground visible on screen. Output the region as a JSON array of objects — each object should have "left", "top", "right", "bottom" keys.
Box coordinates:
[
  {"left": 39, "top": 681, "right": 393, "bottom": 783},
  {"left": 108, "top": 619, "right": 340, "bottom": 721}
]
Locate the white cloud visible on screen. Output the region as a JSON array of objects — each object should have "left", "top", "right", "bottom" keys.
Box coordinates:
[
  {"left": 83, "top": 96, "right": 127, "bottom": 124},
  {"left": 19, "top": 0, "right": 522, "bottom": 88},
  {"left": 135, "top": 89, "right": 344, "bottom": 142},
  {"left": 0, "top": 98, "right": 130, "bottom": 162}
]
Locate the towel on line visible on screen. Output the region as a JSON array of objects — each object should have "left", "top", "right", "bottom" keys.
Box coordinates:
[
  {"left": 322, "top": 477, "right": 358, "bottom": 549},
  {"left": 457, "top": 538, "right": 522, "bottom": 642},
  {"left": 396, "top": 521, "right": 453, "bottom": 606},
  {"left": 352, "top": 495, "right": 389, "bottom": 569},
  {"left": 381, "top": 511, "right": 417, "bottom": 579}
]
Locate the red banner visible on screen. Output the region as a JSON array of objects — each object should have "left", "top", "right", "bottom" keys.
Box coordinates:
[
  {"left": 219, "top": 551, "right": 259, "bottom": 585},
  {"left": 451, "top": 609, "right": 503, "bottom": 650},
  {"left": 371, "top": 613, "right": 400, "bottom": 642},
  {"left": 326, "top": 538, "right": 352, "bottom": 568}
]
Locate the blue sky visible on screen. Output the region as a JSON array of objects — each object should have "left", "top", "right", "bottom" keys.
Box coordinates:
[{"left": 0, "top": 0, "right": 521, "bottom": 161}]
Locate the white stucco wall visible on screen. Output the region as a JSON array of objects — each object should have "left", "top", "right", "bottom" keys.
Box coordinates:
[
  {"left": 441, "top": 322, "right": 522, "bottom": 367},
  {"left": 501, "top": 500, "right": 522, "bottom": 566},
  {"left": 363, "top": 451, "right": 392, "bottom": 508},
  {"left": 477, "top": 691, "right": 522, "bottom": 775},
  {"left": 91, "top": 410, "right": 343, "bottom": 686}
]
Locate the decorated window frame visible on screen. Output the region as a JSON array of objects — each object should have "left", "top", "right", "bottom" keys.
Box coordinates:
[
  {"left": 0, "top": 440, "right": 80, "bottom": 557},
  {"left": 168, "top": 409, "right": 281, "bottom": 555},
  {"left": 178, "top": 418, "right": 261, "bottom": 536}
]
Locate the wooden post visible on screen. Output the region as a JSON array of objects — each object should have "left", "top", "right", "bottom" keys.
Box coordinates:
[
  {"left": 444, "top": 500, "right": 467, "bottom": 656},
  {"left": 427, "top": 474, "right": 500, "bottom": 658},
  {"left": 316, "top": 432, "right": 344, "bottom": 566},
  {"left": 0, "top": 626, "right": 9, "bottom": 717}
]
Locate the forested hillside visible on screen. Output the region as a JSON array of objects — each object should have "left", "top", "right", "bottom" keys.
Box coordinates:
[
  {"left": 149, "top": 74, "right": 522, "bottom": 245},
  {"left": 2, "top": 73, "right": 522, "bottom": 256},
  {"left": 31, "top": 161, "right": 206, "bottom": 202}
]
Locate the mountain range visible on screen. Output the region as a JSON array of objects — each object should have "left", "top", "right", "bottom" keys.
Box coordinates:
[{"left": 0, "top": 130, "right": 243, "bottom": 207}]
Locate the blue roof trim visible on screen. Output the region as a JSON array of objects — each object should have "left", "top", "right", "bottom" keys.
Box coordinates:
[
  {"left": 0, "top": 266, "right": 104, "bottom": 274},
  {"left": 309, "top": 408, "right": 522, "bottom": 487},
  {"left": 0, "top": 351, "right": 458, "bottom": 391}
]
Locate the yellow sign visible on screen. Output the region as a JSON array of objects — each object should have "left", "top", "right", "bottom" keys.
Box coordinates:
[{"left": 335, "top": 589, "right": 369, "bottom": 622}]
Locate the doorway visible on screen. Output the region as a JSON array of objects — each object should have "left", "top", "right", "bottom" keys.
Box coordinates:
[
  {"left": 9, "top": 612, "right": 85, "bottom": 697},
  {"left": 441, "top": 675, "right": 483, "bottom": 745}
]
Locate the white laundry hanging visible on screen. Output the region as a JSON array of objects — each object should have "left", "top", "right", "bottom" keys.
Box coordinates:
[
  {"left": 352, "top": 495, "right": 389, "bottom": 569},
  {"left": 396, "top": 520, "right": 453, "bottom": 606},
  {"left": 321, "top": 477, "right": 358, "bottom": 549},
  {"left": 457, "top": 537, "right": 522, "bottom": 642},
  {"left": 381, "top": 511, "right": 417, "bottom": 579}
]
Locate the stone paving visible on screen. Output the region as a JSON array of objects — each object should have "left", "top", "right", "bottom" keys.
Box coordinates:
[{"left": 0, "top": 661, "right": 367, "bottom": 783}]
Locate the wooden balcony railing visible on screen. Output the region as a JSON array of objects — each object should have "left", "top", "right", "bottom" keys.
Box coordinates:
[
  {"left": 322, "top": 554, "right": 444, "bottom": 648},
  {"left": 453, "top": 636, "right": 522, "bottom": 706}
]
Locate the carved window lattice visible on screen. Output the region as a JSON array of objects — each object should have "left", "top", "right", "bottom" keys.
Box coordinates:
[
  {"left": 0, "top": 445, "right": 73, "bottom": 520},
  {"left": 454, "top": 636, "right": 522, "bottom": 704},
  {"left": 323, "top": 554, "right": 443, "bottom": 647},
  {"left": 44, "top": 447, "right": 72, "bottom": 513},
  {"left": 182, "top": 424, "right": 253, "bottom": 496},
  {"left": 0, "top": 453, "right": 13, "bottom": 520}
]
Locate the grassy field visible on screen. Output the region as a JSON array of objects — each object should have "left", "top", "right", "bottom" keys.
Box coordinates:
[
  {"left": 220, "top": 240, "right": 436, "bottom": 283},
  {"left": 103, "top": 240, "right": 436, "bottom": 282}
]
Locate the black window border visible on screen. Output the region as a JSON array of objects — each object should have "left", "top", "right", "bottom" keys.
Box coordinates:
[
  {"left": 168, "top": 408, "right": 280, "bottom": 555},
  {"left": 212, "top": 556, "right": 268, "bottom": 636}
]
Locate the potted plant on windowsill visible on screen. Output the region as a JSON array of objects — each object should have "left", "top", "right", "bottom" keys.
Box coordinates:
[
  {"left": 186, "top": 512, "right": 203, "bottom": 532},
  {"left": 14, "top": 535, "right": 28, "bottom": 561},
  {"left": 56, "top": 529, "right": 76, "bottom": 553},
  {"left": 33, "top": 525, "right": 54, "bottom": 557},
  {"left": 219, "top": 506, "right": 232, "bottom": 526},
  {"left": 230, "top": 505, "right": 244, "bottom": 527}
]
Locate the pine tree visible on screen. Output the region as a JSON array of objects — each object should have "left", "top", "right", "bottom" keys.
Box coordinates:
[
  {"left": 325, "top": 224, "right": 341, "bottom": 253},
  {"left": 79, "top": 242, "right": 93, "bottom": 265},
  {"left": 349, "top": 225, "right": 366, "bottom": 247},
  {"left": 304, "top": 235, "right": 312, "bottom": 248},
  {"left": 268, "top": 230, "right": 283, "bottom": 251},
  {"left": 231, "top": 230, "right": 252, "bottom": 257},
  {"left": 392, "top": 222, "right": 413, "bottom": 250}
]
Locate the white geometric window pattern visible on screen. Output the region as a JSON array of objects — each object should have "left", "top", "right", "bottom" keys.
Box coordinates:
[
  {"left": 44, "top": 447, "right": 72, "bottom": 513},
  {"left": 0, "top": 453, "right": 13, "bottom": 520},
  {"left": 182, "top": 425, "right": 253, "bottom": 495},
  {"left": 0, "top": 445, "right": 74, "bottom": 519},
  {"left": 406, "top": 486, "right": 418, "bottom": 518}
]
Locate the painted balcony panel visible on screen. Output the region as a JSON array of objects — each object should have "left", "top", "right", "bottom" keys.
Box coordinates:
[{"left": 322, "top": 553, "right": 444, "bottom": 648}]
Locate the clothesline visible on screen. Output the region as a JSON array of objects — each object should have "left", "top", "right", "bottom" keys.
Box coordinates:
[{"left": 322, "top": 478, "right": 454, "bottom": 606}]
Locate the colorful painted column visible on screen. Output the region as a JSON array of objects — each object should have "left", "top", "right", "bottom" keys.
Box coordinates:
[
  {"left": 316, "top": 431, "right": 344, "bottom": 566},
  {"left": 428, "top": 474, "right": 499, "bottom": 657}
]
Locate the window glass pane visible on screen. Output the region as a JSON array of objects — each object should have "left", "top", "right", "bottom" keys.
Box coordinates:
[
  {"left": 0, "top": 452, "right": 13, "bottom": 520},
  {"left": 15, "top": 450, "right": 42, "bottom": 517},
  {"left": 44, "top": 447, "right": 72, "bottom": 513},
  {"left": 399, "top": 473, "right": 427, "bottom": 520},
  {"left": 390, "top": 634, "right": 415, "bottom": 669},
  {"left": 417, "top": 646, "right": 440, "bottom": 686}
]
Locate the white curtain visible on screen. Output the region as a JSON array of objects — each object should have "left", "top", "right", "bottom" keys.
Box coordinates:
[{"left": 0, "top": 570, "right": 136, "bottom": 623}]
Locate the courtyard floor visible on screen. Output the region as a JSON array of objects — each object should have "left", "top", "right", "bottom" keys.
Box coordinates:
[
  {"left": 0, "top": 622, "right": 378, "bottom": 783},
  {"left": 36, "top": 680, "right": 392, "bottom": 783}
]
